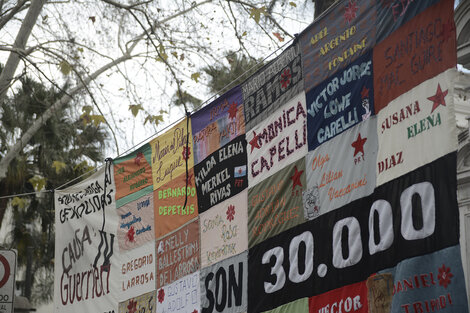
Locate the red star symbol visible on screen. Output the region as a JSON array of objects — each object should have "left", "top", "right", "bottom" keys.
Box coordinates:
[
  {"left": 280, "top": 68, "right": 292, "bottom": 89},
  {"left": 134, "top": 152, "right": 144, "bottom": 166},
  {"left": 290, "top": 166, "right": 304, "bottom": 190},
  {"left": 437, "top": 264, "right": 453, "bottom": 289},
  {"left": 427, "top": 83, "right": 448, "bottom": 114},
  {"left": 127, "top": 299, "right": 137, "bottom": 313},
  {"left": 344, "top": 0, "right": 358, "bottom": 24},
  {"left": 361, "top": 86, "right": 369, "bottom": 99},
  {"left": 127, "top": 226, "right": 136, "bottom": 242},
  {"left": 441, "top": 19, "right": 456, "bottom": 42},
  {"left": 182, "top": 146, "right": 191, "bottom": 161},
  {"left": 192, "top": 310, "right": 198, "bottom": 313},
  {"left": 249, "top": 131, "right": 260, "bottom": 153},
  {"left": 226, "top": 205, "right": 235, "bottom": 222},
  {"left": 351, "top": 133, "right": 367, "bottom": 157},
  {"left": 228, "top": 101, "right": 238, "bottom": 120},
  {"left": 158, "top": 288, "right": 165, "bottom": 303}
]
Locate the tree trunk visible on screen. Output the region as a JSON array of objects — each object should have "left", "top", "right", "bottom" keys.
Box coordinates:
[{"left": 0, "top": 0, "right": 46, "bottom": 102}]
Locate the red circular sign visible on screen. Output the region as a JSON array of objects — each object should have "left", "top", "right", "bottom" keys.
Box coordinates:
[{"left": 0, "top": 254, "right": 11, "bottom": 288}]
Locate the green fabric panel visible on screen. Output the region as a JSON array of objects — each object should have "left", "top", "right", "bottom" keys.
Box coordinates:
[{"left": 248, "top": 157, "right": 307, "bottom": 248}]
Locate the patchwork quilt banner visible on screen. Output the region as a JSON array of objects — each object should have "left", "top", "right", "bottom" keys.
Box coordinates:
[
  {"left": 201, "top": 251, "right": 248, "bottom": 313},
  {"left": 376, "top": 69, "right": 457, "bottom": 186},
  {"left": 248, "top": 158, "right": 307, "bottom": 248},
  {"left": 303, "top": 116, "right": 377, "bottom": 220},
  {"left": 117, "top": 193, "right": 154, "bottom": 251},
  {"left": 54, "top": 164, "right": 119, "bottom": 313},
  {"left": 156, "top": 271, "right": 200, "bottom": 313},
  {"left": 306, "top": 51, "right": 374, "bottom": 151},
  {"left": 153, "top": 168, "right": 198, "bottom": 238},
  {"left": 242, "top": 43, "right": 304, "bottom": 131},
  {"left": 155, "top": 219, "right": 200, "bottom": 289},
  {"left": 195, "top": 135, "right": 248, "bottom": 213},
  {"left": 379, "top": 245, "right": 469, "bottom": 313},
  {"left": 248, "top": 153, "right": 459, "bottom": 313},
  {"left": 191, "top": 86, "right": 245, "bottom": 165},
  {"left": 247, "top": 91, "right": 307, "bottom": 187},
  {"left": 119, "top": 241, "right": 156, "bottom": 301},
  {"left": 151, "top": 118, "right": 194, "bottom": 190},
  {"left": 300, "top": 0, "right": 376, "bottom": 92},
  {"left": 200, "top": 190, "right": 248, "bottom": 268},
  {"left": 114, "top": 143, "right": 153, "bottom": 207},
  {"left": 118, "top": 291, "right": 156, "bottom": 313},
  {"left": 373, "top": 0, "right": 456, "bottom": 113}
]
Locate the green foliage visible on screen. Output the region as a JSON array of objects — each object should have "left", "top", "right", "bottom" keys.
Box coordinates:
[{"left": 0, "top": 68, "right": 107, "bottom": 304}]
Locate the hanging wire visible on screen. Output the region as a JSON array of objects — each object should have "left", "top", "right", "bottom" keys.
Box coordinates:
[{"left": 1, "top": 38, "right": 296, "bottom": 200}]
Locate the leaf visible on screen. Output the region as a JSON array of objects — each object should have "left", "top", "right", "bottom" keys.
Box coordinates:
[
  {"left": 129, "top": 104, "right": 143, "bottom": 117},
  {"left": 249, "top": 6, "right": 267, "bottom": 24},
  {"left": 156, "top": 44, "right": 168, "bottom": 62},
  {"left": 289, "top": 2, "right": 297, "bottom": 7},
  {"left": 77, "top": 47, "right": 84, "bottom": 52},
  {"left": 180, "top": 54, "right": 185, "bottom": 61},
  {"left": 59, "top": 61, "right": 72, "bottom": 75},
  {"left": 242, "top": 31, "right": 247, "bottom": 36},
  {"left": 144, "top": 115, "right": 164, "bottom": 126},
  {"left": 171, "top": 51, "right": 178, "bottom": 58},
  {"left": 52, "top": 161, "right": 67, "bottom": 174},
  {"left": 273, "top": 32, "right": 285, "bottom": 42},
  {"left": 82, "top": 105, "right": 93, "bottom": 114},
  {"left": 11, "top": 197, "right": 26, "bottom": 209},
  {"left": 118, "top": 87, "right": 124, "bottom": 91},
  {"left": 89, "top": 16, "right": 96, "bottom": 23},
  {"left": 29, "top": 175, "right": 46, "bottom": 192},
  {"left": 191, "top": 72, "right": 201, "bottom": 83},
  {"left": 74, "top": 160, "right": 94, "bottom": 173},
  {"left": 89, "top": 115, "right": 106, "bottom": 126}
]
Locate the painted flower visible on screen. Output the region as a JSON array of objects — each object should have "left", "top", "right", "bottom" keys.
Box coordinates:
[
  {"left": 280, "top": 68, "right": 291, "bottom": 89},
  {"left": 438, "top": 264, "right": 453, "bottom": 289},
  {"left": 134, "top": 152, "right": 144, "bottom": 166},
  {"left": 182, "top": 146, "right": 191, "bottom": 161},
  {"left": 344, "top": 0, "right": 358, "bottom": 24},
  {"left": 226, "top": 205, "right": 235, "bottom": 222},
  {"left": 127, "top": 226, "right": 136, "bottom": 243},
  {"left": 127, "top": 299, "right": 137, "bottom": 313},
  {"left": 158, "top": 288, "right": 165, "bottom": 303}
]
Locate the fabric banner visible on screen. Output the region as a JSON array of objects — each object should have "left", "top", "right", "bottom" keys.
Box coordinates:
[
  {"left": 373, "top": 0, "right": 456, "bottom": 113},
  {"left": 263, "top": 298, "right": 308, "bottom": 313},
  {"left": 309, "top": 280, "right": 368, "bottom": 313},
  {"left": 200, "top": 190, "right": 248, "bottom": 268},
  {"left": 201, "top": 251, "right": 248, "bottom": 313},
  {"left": 248, "top": 153, "right": 459, "bottom": 313},
  {"left": 242, "top": 43, "right": 304, "bottom": 131},
  {"left": 156, "top": 271, "right": 200, "bottom": 313},
  {"left": 195, "top": 135, "right": 248, "bottom": 213},
  {"left": 155, "top": 219, "right": 200, "bottom": 289},
  {"left": 376, "top": 69, "right": 457, "bottom": 186},
  {"left": 119, "top": 241, "right": 156, "bottom": 301},
  {"left": 303, "top": 116, "right": 377, "bottom": 220},
  {"left": 117, "top": 193, "right": 154, "bottom": 251},
  {"left": 375, "top": 0, "right": 440, "bottom": 44},
  {"left": 151, "top": 118, "right": 194, "bottom": 190},
  {"left": 379, "top": 245, "right": 469, "bottom": 313},
  {"left": 247, "top": 91, "right": 307, "bottom": 187},
  {"left": 119, "top": 291, "right": 156, "bottom": 313},
  {"left": 300, "top": 0, "right": 376, "bottom": 92},
  {"left": 114, "top": 143, "right": 153, "bottom": 207},
  {"left": 54, "top": 164, "right": 119, "bottom": 313},
  {"left": 248, "top": 158, "right": 307, "bottom": 248},
  {"left": 306, "top": 51, "right": 374, "bottom": 151},
  {"left": 191, "top": 86, "right": 245, "bottom": 165},
  {"left": 153, "top": 168, "right": 198, "bottom": 239}
]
